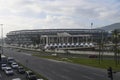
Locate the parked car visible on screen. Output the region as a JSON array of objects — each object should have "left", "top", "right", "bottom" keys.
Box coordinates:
[
  {"left": 37, "top": 79, "right": 44, "bottom": 80},
  {"left": 1, "top": 64, "right": 7, "bottom": 70},
  {"left": 7, "top": 57, "right": 15, "bottom": 64},
  {"left": 12, "top": 78, "right": 21, "bottom": 80},
  {"left": 89, "top": 55, "right": 97, "bottom": 58},
  {"left": 4, "top": 67, "right": 14, "bottom": 75},
  {"left": 11, "top": 62, "right": 19, "bottom": 69},
  {"left": 26, "top": 70, "right": 37, "bottom": 80},
  {"left": 17, "top": 66, "right": 25, "bottom": 74},
  {"left": 17, "top": 49, "right": 21, "bottom": 52}
]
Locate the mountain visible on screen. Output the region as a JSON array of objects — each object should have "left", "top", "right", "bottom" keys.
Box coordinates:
[{"left": 98, "top": 23, "right": 120, "bottom": 32}]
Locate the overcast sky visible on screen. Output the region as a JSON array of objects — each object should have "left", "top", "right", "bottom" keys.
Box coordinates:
[{"left": 0, "top": 0, "right": 120, "bottom": 36}]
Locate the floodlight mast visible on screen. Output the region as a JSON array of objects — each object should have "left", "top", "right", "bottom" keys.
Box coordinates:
[{"left": 91, "top": 22, "right": 93, "bottom": 43}]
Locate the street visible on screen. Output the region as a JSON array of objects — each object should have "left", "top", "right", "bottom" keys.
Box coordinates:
[{"left": 3, "top": 48, "right": 120, "bottom": 80}]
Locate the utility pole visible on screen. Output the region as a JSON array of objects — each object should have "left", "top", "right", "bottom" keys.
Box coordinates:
[
  {"left": 0, "top": 24, "right": 3, "bottom": 69},
  {"left": 1, "top": 24, "right": 3, "bottom": 55},
  {"left": 101, "top": 30, "right": 104, "bottom": 61}
]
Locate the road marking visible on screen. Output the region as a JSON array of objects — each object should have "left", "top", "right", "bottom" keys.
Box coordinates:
[
  {"left": 92, "top": 72, "right": 104, "bottom": 77},
  {"left": 21, "top": 53, "right": 31, "bottom": 56},
  {"left": 47, "top": 59, "right": 63, "bottom": 63},
  {"left": 82, "top": 75, "right": 94, "bottom": 80},
  {"left": 62, "top": 69, "right": 70, "bottom": 72}
]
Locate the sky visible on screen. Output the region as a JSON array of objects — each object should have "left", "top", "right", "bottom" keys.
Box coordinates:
[{"left": 0, "top": 0, "right": 120, "bottom": 37}]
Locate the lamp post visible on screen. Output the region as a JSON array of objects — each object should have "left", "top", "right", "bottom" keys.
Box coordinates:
[
  {"left": 1, "top": 24, "right": 3, "bottom": 54},
  {"left": 0, "top": 24, "right": 3, "bottom": 69}
]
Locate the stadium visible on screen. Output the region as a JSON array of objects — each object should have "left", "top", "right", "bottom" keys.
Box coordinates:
[{"left": 5, "top": 29, "right": 108, "bottom": 50}]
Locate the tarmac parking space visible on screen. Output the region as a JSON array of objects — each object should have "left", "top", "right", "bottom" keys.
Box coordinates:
[{"left": 0, "top": 67, "right": 27, "bottom": 80}]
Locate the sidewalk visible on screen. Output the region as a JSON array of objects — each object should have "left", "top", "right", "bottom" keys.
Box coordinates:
[{"left": 5, "top": 45, "right": 114, "bottom": 56}]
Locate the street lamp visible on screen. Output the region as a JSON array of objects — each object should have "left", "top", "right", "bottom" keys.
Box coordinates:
[
  {"left": 1, "top": 24, "right": 3, "bottom": 54},
  {"left": 0, "top": 24, "right": 3, "bottom": 68}
]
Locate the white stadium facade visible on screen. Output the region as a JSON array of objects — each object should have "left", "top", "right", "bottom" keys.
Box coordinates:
[{"left": 5, "top": 29, "right": 108, "bottom": 50}]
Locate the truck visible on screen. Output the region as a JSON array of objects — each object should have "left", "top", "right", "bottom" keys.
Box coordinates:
[{"left": 0, "top": 55, "right": 7, "bottom": 64}]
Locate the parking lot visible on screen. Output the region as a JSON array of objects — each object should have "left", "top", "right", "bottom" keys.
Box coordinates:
[
  {"left": 0, "top": 54, "right": 43, "bottom": 80},
  {"left": 0, "top": 67, "right": 26, "bottom": 80}
]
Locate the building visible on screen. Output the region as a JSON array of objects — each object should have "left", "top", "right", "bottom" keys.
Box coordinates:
[{"left": 5, "top": 29, "right": 108, "bottom": 49}]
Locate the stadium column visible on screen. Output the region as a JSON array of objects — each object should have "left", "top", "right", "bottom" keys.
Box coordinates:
[
  {"left": 51, "top": 36, "right": 54, "bottom": 44},
  {"left": 67, "top": 37, "right": 68, "bottom": 44},
  {"left": 83, "top": 36, "right": 85, "bottom": 43},
  {"left": 57, "top": 37, "right": 59, "bottom": 44},
  {"left": 44, "top": 37, "right": 46, "bottom": 45},
  {"left": 46, "top": 36, "right": 48, "bottom": 45},
  {"left": 48, "top": 37, "right": 49, "bottom": 44},
  {"left": 77, "top": 37, "right": 79, "bottom": 43},
  {"left": 62, "top": 37, "right": 63, "bottom": 44},
  {"left": 86, "top": 35, "right": 87, "bottom": 43}
]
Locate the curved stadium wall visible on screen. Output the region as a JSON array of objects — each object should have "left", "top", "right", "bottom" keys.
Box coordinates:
[{"left": 5, "top": 29, "right": 108, "bottom": 48}]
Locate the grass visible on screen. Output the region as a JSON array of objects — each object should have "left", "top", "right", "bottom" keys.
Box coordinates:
[
  {"left": 33, "top": 54, "right": 120, "bottom": 71},
  {"left": 68, "top": 58, "right": 120, "bottom": 71}
]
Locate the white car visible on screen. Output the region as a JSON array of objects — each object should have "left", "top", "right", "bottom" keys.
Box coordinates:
[
  {"left": 4, "top": 67, "right": 14, "bottom": 75},
  {"left": 12, "top": 78, "right": 21, "bottom": 80},
  {"left": 11, "top": 62, "right": 18, "bottom": 69},
  {"left": 1, "top": 64, "right": 7, "bottom": 70},
  {"left": 37, "top": 79, "right": 44, "bottom": 80}
]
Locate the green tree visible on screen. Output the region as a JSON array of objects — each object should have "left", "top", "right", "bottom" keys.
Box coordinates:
[{"left": 112, "top": 29, "right": 120, "bottom": 66}]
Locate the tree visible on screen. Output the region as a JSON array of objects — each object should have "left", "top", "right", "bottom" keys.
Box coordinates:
[{"left": 112, "top": 29, "right": 120, "bottom": 66}]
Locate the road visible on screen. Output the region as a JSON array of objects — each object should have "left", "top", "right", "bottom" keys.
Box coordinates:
[{"left": 3, "top": 48, "right": 120, "bottom": 80}]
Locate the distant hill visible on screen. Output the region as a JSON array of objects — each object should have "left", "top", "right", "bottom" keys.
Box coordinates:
[{"left": 98, "top": 23, "right": 120, "bottom": 32}]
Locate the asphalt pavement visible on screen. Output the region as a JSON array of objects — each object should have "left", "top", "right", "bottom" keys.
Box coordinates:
[{"left": 3, "top": 48, "right": 120, "bottom": 80}]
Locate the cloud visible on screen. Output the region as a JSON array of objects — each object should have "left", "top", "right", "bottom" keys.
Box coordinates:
[{"left": 0, "top": 0, "right": 120, "bottom": 36}]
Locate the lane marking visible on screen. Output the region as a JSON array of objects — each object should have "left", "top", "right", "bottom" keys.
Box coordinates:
[
  {"left": 82, "top": 75, "right": 94, "bottom": 80},
  {"left": 20, "top": 53, "right": 31, "bottom": 56},
  {"left": 62, "top": 69, "right": 70, "bottom": 73},
  {"left": 92, "top": 72, "right": 104, "bottom": 77},
  {"left": 47, "top": 59, "right": 63, "bottom": 63}
]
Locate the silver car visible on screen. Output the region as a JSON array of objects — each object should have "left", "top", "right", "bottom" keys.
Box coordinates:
[
  {"left": 1, "top": 64, "right": 7, "bottom": 70},
  {"left": 4, "top": 67, "right": 14, "bottom": 75},
  {"left": 11, "top": 62, "right": 18, "bottom": 69},
  {"left": 12, "top": 78, "right": 21, "bottom": 80}
]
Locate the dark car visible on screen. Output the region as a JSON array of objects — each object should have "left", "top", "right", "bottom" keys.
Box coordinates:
[
  {"left": 89, "top": 55, "right": 97, "bottom": 58},
  {"left": 17, "top": 66, "right": 25, "bottom": 74},
  {"left": 26, "top": 70, "right": 37, "bottom": 80}
]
